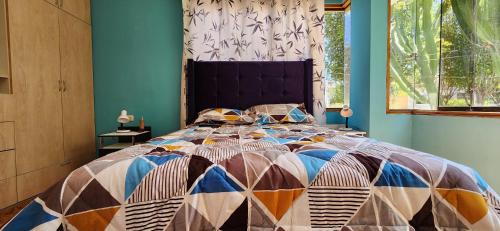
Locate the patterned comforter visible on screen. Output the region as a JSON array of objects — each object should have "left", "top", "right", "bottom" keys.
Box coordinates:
[{"left": 3, "top": 124, "right": 500, "bottom": 231}]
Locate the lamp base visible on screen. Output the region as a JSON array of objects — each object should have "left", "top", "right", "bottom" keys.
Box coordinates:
[
  {"left": 116, "top": 129, "right": 131, "bottom": 133},
  {"left": 338, "top": 127, "right": 353, "bottom": 131},
  {"left": 117, "top": 123, "right": 131, "bottom": 133}
]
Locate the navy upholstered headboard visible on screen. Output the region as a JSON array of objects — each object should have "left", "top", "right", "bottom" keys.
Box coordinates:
[{"left": 186, "top": 59, "right": 313, "bottom": 125}]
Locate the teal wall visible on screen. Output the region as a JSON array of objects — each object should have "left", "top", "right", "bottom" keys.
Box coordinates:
[
  {"left": 327, "top": 0, "right": 412, "bottom": 147},
  {"left": 365, "top": 1, "right": 499, "bottom": 190},
  {"left": 367, "top": 0, "right": 412, "bottom": 147},
  {"left": 328, "top": 0, "right": 498, "bottom": 190},
  {"left": 330, "top": 0, "right": 371, "bottom": 132},
  {"left": 347, "top": 0, "right": 371, "bottom": 133},
  {"left": 412, "top": 116, "right": 500, "bottom": 191},
  {"left": 92, "top": 0, "right": 183, "bottom": 138},
  {"left": 91, "top": 0, "right": 499, "bottom": 191}
]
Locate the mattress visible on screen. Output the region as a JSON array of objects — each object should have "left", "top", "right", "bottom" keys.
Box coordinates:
[{"left": 3, "top": 124, "right": 500, "bottom": 230}]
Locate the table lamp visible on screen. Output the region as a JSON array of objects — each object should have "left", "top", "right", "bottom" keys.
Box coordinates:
[
  {"left": 339, "top": 105, "right": 353, "bottom": 131},
  {"left": 117, "top": 110, "right": 131, "bottom": 133}
]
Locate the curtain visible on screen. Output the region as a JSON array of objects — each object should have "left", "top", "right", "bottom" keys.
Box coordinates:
[{"left": 180, "top": 0, "right": 326, "bottom": 127}]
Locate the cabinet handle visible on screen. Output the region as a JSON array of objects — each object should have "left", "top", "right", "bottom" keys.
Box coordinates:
[
  {"left": 55, "top": 0, "right": 59, "bottom": 7},
  {"left": 59, "top": 0, "right": 63, "bottom": 8},
  {"left": 58, "top": 80, "right": 62, "bottom": 92},
  {"left": 62, "top": 80, "right": 67, "bottom": 92}
]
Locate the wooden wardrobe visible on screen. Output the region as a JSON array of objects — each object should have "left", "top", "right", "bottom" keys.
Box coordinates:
[{"left": 0, "top": 0, "right": 94, "bottom": 209}]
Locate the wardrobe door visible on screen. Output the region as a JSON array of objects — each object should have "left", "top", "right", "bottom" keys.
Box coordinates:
[
  {"left": 8, "top": 0, "right": 64, "bottom": 174},
  {"left": 59, "top": 10, "right": 95, "bottom": 164},
  {"left": 43, "top": 0, "right": 58, "bottom": 7},
  {"left": 60, "top": 0, "right": 90, "bottom": 24}
]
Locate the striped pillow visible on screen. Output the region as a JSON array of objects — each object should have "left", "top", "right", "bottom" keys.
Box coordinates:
[
  {"left": 246, "top": 103, "right": 315, "bottom": 125},
  {"left": 194, "top": 108, "right": 254, "bottom": 125}
]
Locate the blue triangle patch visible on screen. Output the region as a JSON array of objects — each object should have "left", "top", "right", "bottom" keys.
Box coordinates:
[
  {"left": 125, "top": 158, "right": 155, "bottom": 200},
  {"left": 375, "top": 162, "right": 428, "bottom": 188},
  {"left": 473, "top": 170, "right": 489, "bottom": 192},
  {"left": 149, "top": 138, "right": 181, "bottom": 146},
  {"left": 264, "top": 129, "right": 278, "bottom": 135},
  {"left": 3, "top": 201, "right": 59, "bottom": 231},
  {"left": 289, "top": 107, "right": 307, "bottom": 122},
  {"left": 144, "top": 154, "right": 181, "bottom": 166},
  {"left": 298, "top": 154, "right": 328, "bottom": 183},
  {"left": 263, "top": 137, "right": 294, "bottom": 144},
  {"left": 191, "top": 166, "right": 244, "bottom": 194},
  {"left": 298, "top": 149, "right": 338, "bottom": 161}
]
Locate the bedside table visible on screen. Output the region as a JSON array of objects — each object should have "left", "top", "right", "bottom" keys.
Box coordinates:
[
  {"left": 98, "top": 126, "right": 152, "bottom": 157},
  {"left": 325, "top": 124, "right": 367, "bottom": 137}
]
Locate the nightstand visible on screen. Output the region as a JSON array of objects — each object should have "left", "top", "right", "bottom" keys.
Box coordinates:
[
  {"left": 325, "top": 124, "right": 367, "bottom": 137},
  {"left": 98, "top": 126, "right": 151, "bottom": 157}
]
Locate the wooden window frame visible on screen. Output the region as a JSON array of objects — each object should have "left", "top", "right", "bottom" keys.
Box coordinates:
[
  {"left": 385, "top": 0, "right": 500, "bottom": 118},
  {"left": 325, "top": 0, "right": 351, "bottom": 11},
  {"left": 325, "top": 0, "right": 351, "bottom": 112}
]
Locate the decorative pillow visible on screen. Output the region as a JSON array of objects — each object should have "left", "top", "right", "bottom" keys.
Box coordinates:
[
  {"left": 246, "top": 103, "right": 315, "bottom": 124},
  {"left": 194, "top": 108, "right": 254, "bottom": 125}
]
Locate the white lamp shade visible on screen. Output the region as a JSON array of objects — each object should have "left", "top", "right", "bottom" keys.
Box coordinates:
[
  {"left": 340, "top": 105, "right": 353, "bottom": 118},
  {"left": 117, "top": 110, "right": 130, "bottom": 123}
]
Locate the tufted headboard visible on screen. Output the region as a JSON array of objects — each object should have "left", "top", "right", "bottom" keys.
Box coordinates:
[{"left": 186, "top": 59, "right": 313, "bottom": 125}]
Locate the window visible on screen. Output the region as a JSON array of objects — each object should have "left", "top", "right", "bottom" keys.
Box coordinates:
[
  {"left": 325, "top": 2, "right": 351, "bottom": 110},
  {"left": 388, "top": 0, "right": 499, "bottom": 114}
]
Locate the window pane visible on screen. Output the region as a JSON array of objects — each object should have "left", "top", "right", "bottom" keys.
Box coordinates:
[
  {"left": 389, "top": 0, "right": 418, "bottom": 110},
  {"left": 439, "top": 0, "right": 474, "bottom": 107},
  {"left": 390, "top": 0, "right": 499, "bottom": 111},
  {"left": 439, "top": 0, "right": 500, "bottom": 108},
  {"left": 471, "top": 0, "right": 499, "bottom": 107},
  {"left": 412, "top": 0, "right": 441, "bottom": 110},
  {"left": 344, "top": 8, "right": 351, "bottom": 106},
  {"left": 325, "top": 11, "right": 347, "bottom": 108}
]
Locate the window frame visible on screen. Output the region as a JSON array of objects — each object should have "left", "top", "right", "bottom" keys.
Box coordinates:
[
  {"left": 385, "top": 0, "right": 500, "bottom": 118},
  {"left": 325, "top": 0, "right": 351, "bottom": 112}
]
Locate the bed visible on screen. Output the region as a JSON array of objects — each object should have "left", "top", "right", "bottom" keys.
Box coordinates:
[{"left": 3, "top": 60, "right": 500, "bottom": 231}]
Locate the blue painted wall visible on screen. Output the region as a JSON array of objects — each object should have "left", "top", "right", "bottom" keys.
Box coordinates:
[
  {"left": 347, "top": 0, "right": 371, "bottom": 133},
  {"left": 346, "top": 0, "right": 498, "bottom": 190},
  {"left": 328, "top": 0, "right": 372, "bottom": 132},
  {"left": 91, "top": 0, "right": 498, "bottom": 190},
  {"left": 412, "top": 116, "right": 500, "bottom": 191},
  {"left": 367, "top": 0, "right": 413, "bottom": 147},
  {"left": 92, "top": 0, "right": 183, "bottom": 138}
]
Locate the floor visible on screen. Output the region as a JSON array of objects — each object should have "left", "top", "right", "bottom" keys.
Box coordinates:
[{"left": 0, "top": 199, "right": 31, "bottom": 228}]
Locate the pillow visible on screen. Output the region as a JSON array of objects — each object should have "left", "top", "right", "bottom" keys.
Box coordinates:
[
  {"left": 193, "top": 108, "right": 254, "bottom": 125},
  {"left": 246, "top": 103, "right": 315, "bottom": 124}
]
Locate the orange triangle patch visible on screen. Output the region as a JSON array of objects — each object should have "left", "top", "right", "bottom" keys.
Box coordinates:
[
  {"left": 249, "top": 132, "right": 265, "bottom": 138},
  {"left": 437, "top": 188, "right": 488, "bottom": 224},
  {"left": 67, "top": 206, "right": 120, "bottom": 231},
  {"left": 164, "top": 145, "right": 182, "bottom": 151},
  {"left": 311, "top": 136, "right": 325, "bottom": 142},
  {"left": 203, "top": 138, "right": 215, "bottom": 145},
  {"left": 253, "top": 189, "right": 304, "bottom": 221},
  {"left": 224, "top": 115, "right": 239, "bottom": 121}
]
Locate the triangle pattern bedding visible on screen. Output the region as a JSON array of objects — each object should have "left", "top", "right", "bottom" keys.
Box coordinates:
[{"left": 2, "top": 124, "right": 500, "bottom": 230}]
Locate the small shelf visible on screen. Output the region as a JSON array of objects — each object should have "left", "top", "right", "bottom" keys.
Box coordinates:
[
  {"left": 325, "top": 124, "right": 367, "bottom": 137},
  {"left": 100, "top": 142, "right": 136, "bottom": 150},
  {"left": 98, "top": 131, "right": 149, "bottom": 137},
  {"left": 97, "top": 127, "right": 152, "bottom": 157}
]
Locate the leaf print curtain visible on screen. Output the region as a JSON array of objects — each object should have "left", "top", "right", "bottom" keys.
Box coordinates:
[{"left": 180, "top": 0, "right": 326, "bottom": 126}]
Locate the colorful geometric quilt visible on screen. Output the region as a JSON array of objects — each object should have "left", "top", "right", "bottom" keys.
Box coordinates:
[{"left": 3, "top": 124, "right": 500, "bottom": 230}]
